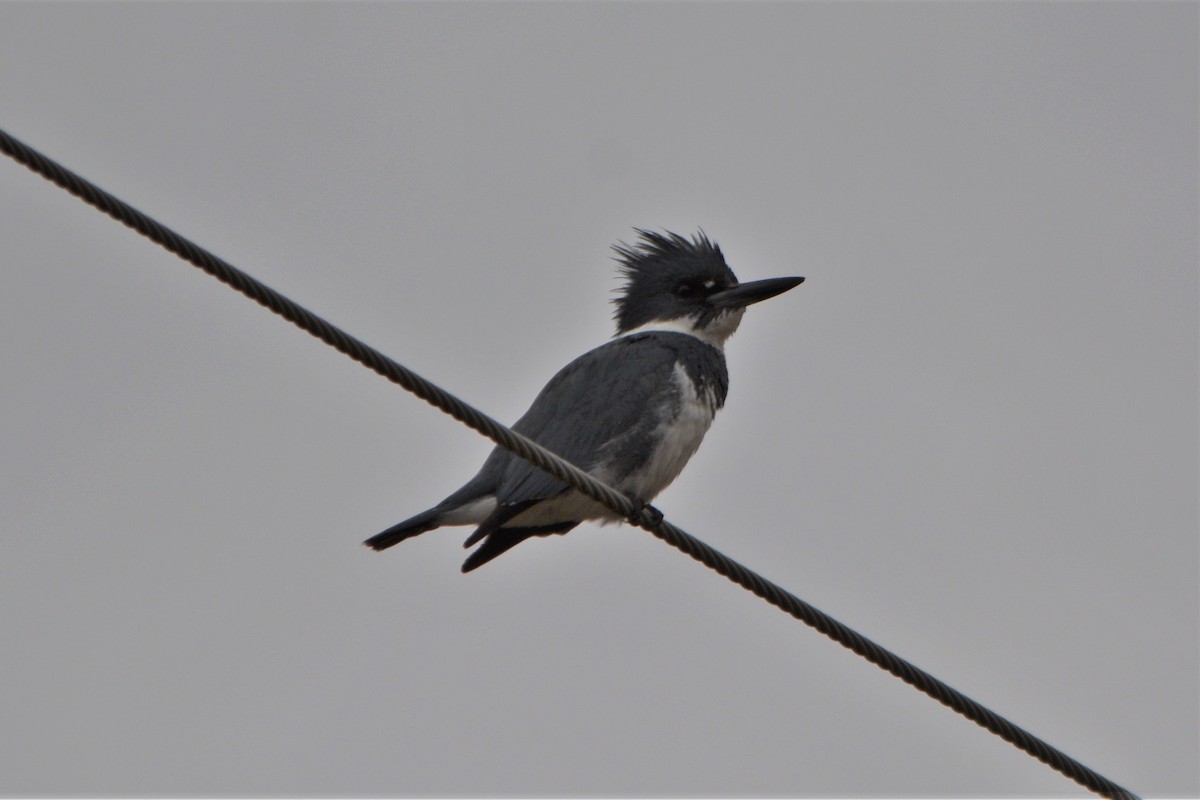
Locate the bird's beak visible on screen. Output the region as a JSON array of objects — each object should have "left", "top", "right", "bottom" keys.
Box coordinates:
[{"left": 708, "top": 276, "right": 804, "bottom": 310}]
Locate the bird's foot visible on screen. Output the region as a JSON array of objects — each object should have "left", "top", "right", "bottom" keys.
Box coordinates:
[{"left": 629, "top": 501, "right": 664, "bottom": 529}]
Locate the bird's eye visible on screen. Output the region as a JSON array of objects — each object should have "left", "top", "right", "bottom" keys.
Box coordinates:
[{"left": 676, "top": 283, "right": 696, "bottom": 297}]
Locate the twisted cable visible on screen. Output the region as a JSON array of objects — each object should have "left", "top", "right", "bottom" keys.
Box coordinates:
[{"left": 0, "top": 127, "right": 1138, "bottom": 799}]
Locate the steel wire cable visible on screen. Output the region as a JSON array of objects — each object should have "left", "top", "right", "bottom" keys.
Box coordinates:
[{"left": 0, "top": 127, "right": 1138, "bottom": 800}]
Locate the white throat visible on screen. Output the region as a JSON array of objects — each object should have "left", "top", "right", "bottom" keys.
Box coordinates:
[{"left": 618, "top": 307, "right": 744, "bottom": 350}]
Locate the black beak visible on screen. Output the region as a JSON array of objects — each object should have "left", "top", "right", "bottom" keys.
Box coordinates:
[{"left": 708, "top": 276, "right": 804, "bottom": 310}]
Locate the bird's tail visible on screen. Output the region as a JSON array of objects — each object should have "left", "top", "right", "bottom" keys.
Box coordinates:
[
  {"left": 460, "top": 522, "right": 580, "bottom": 573},
  {"left": 363, "top": 508, "right": 442, "bottom": 552}
]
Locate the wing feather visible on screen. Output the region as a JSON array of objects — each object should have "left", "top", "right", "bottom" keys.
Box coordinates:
[{"left": 493, "top": 334, "right": 686, "bottom": 507}]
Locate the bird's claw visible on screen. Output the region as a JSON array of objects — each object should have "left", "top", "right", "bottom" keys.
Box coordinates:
[{"left": 630, "top": 502, "right": 664, "bottom": 528}]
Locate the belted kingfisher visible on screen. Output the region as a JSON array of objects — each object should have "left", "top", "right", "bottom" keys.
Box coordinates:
[{"left": 365, "top": 229, "right": 803, "bottom": 572}]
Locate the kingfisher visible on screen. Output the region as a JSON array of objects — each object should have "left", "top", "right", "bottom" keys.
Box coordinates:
[{"left": 365, "top": 229, "right": 803, "bottom": 572}]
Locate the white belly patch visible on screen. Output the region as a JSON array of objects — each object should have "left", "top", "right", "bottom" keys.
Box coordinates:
[{"left": 620, "top": 361, "right": 718, "bottom": 503}]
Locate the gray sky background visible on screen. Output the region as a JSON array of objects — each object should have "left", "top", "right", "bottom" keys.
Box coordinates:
[{"left": 1, "top": 3, "right": 1196, "bottom": 797}]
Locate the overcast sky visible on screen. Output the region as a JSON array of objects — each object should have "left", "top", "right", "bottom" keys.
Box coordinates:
[{"left": 1, "top": 3, "right": 1196, "bottom": 797}]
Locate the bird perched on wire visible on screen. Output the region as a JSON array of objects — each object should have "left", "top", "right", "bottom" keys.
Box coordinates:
[{"left": 365, "top": 229, "right": 803, "bottom": 572}]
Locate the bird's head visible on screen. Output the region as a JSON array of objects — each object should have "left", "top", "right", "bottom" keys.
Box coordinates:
[{"left": 612, "top": 229, "right": 803, "bottom": 346}]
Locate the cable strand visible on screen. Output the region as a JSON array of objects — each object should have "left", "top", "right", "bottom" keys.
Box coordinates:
[{"left": 0, "top": 127, "right": 1138, "bottom": 800}]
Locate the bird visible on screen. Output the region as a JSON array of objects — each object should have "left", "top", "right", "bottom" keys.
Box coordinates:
[{"left": 364, "top": 229, "right": 803, "bottom": 572}]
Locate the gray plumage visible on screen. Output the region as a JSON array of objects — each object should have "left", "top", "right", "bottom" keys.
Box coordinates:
[{"left": 365, "top": 229, "right": 802, "bottom": 572}]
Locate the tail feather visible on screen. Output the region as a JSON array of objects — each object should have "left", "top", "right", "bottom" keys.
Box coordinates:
[
  {"left": 461, "top": 522, "right": 579, "bottom": 573},
  {"left": 366, "top": 497, "right": 583, "bottom": 570},
  {"left": 363, "top": 508, "right": 442, "bottom": 552}
]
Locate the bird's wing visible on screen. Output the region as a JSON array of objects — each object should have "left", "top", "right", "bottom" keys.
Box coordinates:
[{"left": 492, "top": 334, "right": 688, "bottom": 508}]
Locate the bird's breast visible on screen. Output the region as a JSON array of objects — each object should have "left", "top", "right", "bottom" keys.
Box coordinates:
[{"left": 619, "top": 361, "right": 720, "bottom": 503}]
